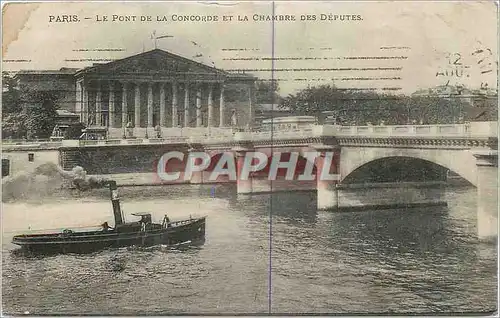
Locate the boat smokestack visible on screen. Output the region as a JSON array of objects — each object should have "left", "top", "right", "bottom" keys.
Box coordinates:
[{"left": 108, "top": 180, "right": 124, "bottom": 225}]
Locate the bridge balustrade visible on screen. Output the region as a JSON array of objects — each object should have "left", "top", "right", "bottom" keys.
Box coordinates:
[
  {"left": 233, "top": 128, "right": 317, "bottom": 142},
  {"left": 71, "top": 137, "right": 192, "bottom": 147},
  {"left": 392, "top": 126, "right": 411, "bottom": 134},
  {"left": 80, "top": 140, "right": 99, "bottom": 146},
  {"left": 104, "top": 139, "right": 122, "bottom": 145},
  {"left": 2, "top": 141, "right": 63, "bottom": 150},
  {"left": 329, "top": 122, "right": 496, "bottom": 137},
  {"left": 4, "top": 122, "right": 496, "bottom": 149}
]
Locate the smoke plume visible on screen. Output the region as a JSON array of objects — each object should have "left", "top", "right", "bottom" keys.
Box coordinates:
[
  {"left": 2, "top": 163, "right": 109, "bottom": 202},
  {"left": 35, "top": 163, "right": 109, "bottom": 191}
]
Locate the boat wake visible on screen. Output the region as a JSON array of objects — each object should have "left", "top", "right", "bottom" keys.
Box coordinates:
[{"left": 126, "top": 240, "right": 205, "bottom": 253}]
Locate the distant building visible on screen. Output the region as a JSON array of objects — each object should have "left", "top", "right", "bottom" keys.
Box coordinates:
[
  {"left": 15, "top": 68, "right": 79, "bottom": 112},
  {"left": 411, "top": 85, "right": 498, "bottom": 104},
  {"left": 254, "top": 103, "right": 291, "bottom": 125}
]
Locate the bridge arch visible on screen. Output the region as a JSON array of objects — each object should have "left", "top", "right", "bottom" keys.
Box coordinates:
[{"left": 339, "top": 147, "right": 478, "bottom": 187}]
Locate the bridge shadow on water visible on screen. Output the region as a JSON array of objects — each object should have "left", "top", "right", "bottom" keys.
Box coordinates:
[
  {"left": 325, "top": 206, "right": 453, "bottom": 255},
  {"left": 229, "top": 190, "right": 319, "bottom": 226}
]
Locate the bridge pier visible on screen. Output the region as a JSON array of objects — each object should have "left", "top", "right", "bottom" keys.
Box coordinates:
[
  {"left": 233, "top": 146, "right": 320, "bottom": 194},
  {"left": 315, "top": 145, "right": 340, "bottom": 210},
  {"left": 189, "top": 171, "right": 204, "bottom": 184},
  {"left": 317, "top": 179, "right": 339, "bottom": 210},
  {"left": 474, "top": 150, "right": 498, "bottom": 242},
  {"left": 235, "top": 147, "right": 253, "bottom": 194},
  {"left": 248, "top": 175, "right": 272, "bottom": 193},
  {"left": 187, "top": 147, "right": 208, "bottom": 185}
]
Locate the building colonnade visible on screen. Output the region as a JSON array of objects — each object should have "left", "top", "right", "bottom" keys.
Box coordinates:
[{"left": 76, "top": 79, "right": 241, "bottom": 129}]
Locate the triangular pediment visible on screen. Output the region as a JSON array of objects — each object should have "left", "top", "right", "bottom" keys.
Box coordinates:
[{"left": 78, "top": 49, "right": 227, "bottom": 76}]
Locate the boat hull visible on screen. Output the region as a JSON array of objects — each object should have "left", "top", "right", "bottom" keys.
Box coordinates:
[{"left": 12, "top": 217, "right": 206, "bottom": 255}]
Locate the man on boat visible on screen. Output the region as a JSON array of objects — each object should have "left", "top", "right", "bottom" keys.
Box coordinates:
[
  {"left": 162, "top": 215, "right": 171, "bottom": 228},
  {"left": 139, "top": 214, "right": 153, "bottom": 231},
  {"left": 101, "top": 222, "right": 112, "bottom": 232}
]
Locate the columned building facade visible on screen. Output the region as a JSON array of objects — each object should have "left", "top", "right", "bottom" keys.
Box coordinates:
[
  {"left": 76, "top": 79, "right": 232, "bottom": 128},
  {"left": 16, "top": 49, "right": 257, "bottom": 139},
  {"left": 74, "top": 49, "right": 256, "bottom": 138}
]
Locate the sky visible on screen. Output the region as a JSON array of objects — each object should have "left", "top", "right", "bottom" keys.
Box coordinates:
[{"left": 2, "top": 1, "right": 498, "bottom": 96}]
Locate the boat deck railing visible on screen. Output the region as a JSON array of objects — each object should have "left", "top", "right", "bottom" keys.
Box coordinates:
[{"left": 170, "top": 217, "right": 204, "bottom": 228}]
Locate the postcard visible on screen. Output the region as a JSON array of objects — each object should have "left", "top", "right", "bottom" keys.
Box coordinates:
[{"left": 2, "top": 1, "right": 498, "bottom": 315}]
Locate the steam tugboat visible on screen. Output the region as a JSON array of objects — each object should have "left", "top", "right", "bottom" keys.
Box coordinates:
[{"left": 12, "top": 181, "right": 206, "bottom": 255}]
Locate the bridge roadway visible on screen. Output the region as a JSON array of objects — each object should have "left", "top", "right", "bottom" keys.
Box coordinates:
[{"left": 2, "top": 122, "right": 498, "bottom": 240}]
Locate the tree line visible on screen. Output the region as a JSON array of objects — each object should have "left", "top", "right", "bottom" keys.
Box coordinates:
[
  {"left": 277, "top": 83, "right": 497, "bottom": 125},
  {"left": 2, "top": 72, "right": 64, "bottom": 140}
]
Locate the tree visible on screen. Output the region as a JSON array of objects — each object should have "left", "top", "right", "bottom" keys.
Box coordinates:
[
  {"left": 2, "top": 72, "right": 25, "bottom": 139},
  {"left": 22, "top": 90, "right": 61, "bottom": 139},
  {"left": 2, "top": 72, "right": 21, "bottom": 114},
  {"left": 470, "top": 94, "right": 498, "bottom": 121},
  {"left": 224, "top": 79, "right": 281, "bottom": 105},
  {"left": 224, "top": 83, "right": 248, "bottom": 103},
  {"left": 254, "top": 79, "right": 280, "bottom": 104},
  {"left": 279, "top": 84, "right": 397, "bottom": 123},
  {"left": 2, "top": 72, "right": 62, "bottom": 140},
  {"left": 2, "top": 112, "right": 27, "bottom": 139}
]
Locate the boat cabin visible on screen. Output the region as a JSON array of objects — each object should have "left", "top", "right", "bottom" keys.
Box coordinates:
[
  {"left": 132, "top": 213, "right": 152, "bottom": 224},
  {"left": 113, "top": 213, "right": 163, "bottom": 232},
  {"left": 114, "top": 222, "right": 142, "bottom": 233}
]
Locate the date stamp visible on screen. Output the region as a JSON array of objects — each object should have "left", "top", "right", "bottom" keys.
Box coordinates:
[{"left": 436, "top": 43, "right": 497, "bottom": 95}]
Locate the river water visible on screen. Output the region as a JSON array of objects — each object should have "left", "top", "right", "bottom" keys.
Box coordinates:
[{"left": 2, "top": 185, "right": 497, "bottom": 315}]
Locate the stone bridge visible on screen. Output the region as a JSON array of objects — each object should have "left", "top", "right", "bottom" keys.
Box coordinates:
[{"left": 2, "top": 122, "right": 497, "bottom": 240}]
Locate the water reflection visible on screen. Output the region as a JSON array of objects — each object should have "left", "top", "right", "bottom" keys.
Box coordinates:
[
  {"left": 270, "top": 192, "right": 318, "bottom": 224},
  {"left": 325, "top": 207, "right": 451, "bottom": 256},
  {"left": 231, "top": 191, "right": 318, "bottom": 226},
  {"left": 270, "top": 187, "right": 497, "bottom": 314}
]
